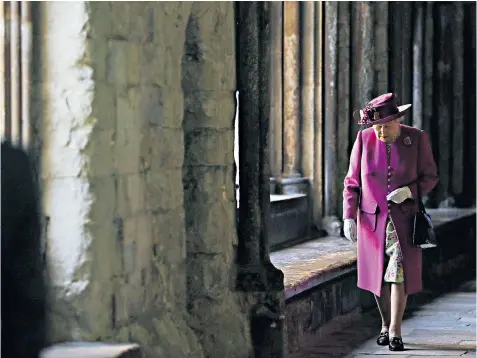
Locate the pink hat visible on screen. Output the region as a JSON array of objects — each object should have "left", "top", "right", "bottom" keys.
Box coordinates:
[{"left": 353, "top": 93, "right": 412, "bottom": 126}]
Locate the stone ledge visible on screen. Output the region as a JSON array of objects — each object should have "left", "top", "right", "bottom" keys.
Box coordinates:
[
  {"left": 271, "top": 208, "right": 476, "bottom": 301},
  {"left": 40, "top": 342, "right": 141, "bottom": 358},
  {"left": 270, "top": 236, "right": 356, "bottom": 300}
]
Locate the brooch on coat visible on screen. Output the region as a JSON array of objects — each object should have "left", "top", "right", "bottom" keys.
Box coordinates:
[{"left": 403, "top": 136, "right": 412, "bottom": 146}]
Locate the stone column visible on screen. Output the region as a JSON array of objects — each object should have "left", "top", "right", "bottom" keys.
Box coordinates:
[
  {"left": 350, "top": 2, "right": 374, "bottom": 140},
  {"left": 269, "top": 2, "right": 283, "bottom": 182},
  {"left": 322, "top": 1, "right": 340, "bottom": 232},
  {"left": 412, "top": 3, "right": 424, "bottom": 130},
  {"left": 359, "top": 3, "right": 374, "bottom": 107},
  {"left": 313, "top": 1, "right": 324, "bottom": 225},
  {"left": 301, "top": 1, "right": 315, "bottom": 230},
  {"left": 236, "top": 1, "right": 261, "bottom": 269},
  {"left": 422, "top": 3, "right": 434, "bottom": 137},
  {"left": 422, "top": 2, "right": 437, "bottom": 207},
  {"left": 451, "top": 3, "right": 464, "bottom": 196},
  {"left": 436, "top": 3, "right": 453, "bottom": 206},
  {"left": 389, "top": 2, "right": 403, "bottom": 99},
  {"left": 401, "top": 3, "right": 413, "bottom": 125},
  {"left": 278, "top": 1, "right": 304, "bottom": 194},
  {"left": 235, "top": 3, "right": 285, "bottom": 357},
  {"left": 336, "top": 2, "right": 350, "bottom": 221},
  {"left": 374, "top": 2, "right": 388, "bottom": 95},
  {"left": 301, "top": 2, "right": 314, "bottom": 183}
]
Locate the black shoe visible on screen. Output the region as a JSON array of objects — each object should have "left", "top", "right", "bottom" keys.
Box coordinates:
[
  {"left": 376, "top": 332, "right": 389, "bottom": 346},
  {"left": 389, "top": 337, "right": 404, "bottom": 351}
]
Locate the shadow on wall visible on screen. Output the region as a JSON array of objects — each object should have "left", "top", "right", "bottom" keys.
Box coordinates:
[{"left": 1, "top": 141, "right": 47, "bottom": 358}]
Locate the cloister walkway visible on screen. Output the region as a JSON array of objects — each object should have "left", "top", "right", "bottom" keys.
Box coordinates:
[{"left": 289, "top": 280, "right": 476, "bottom": 358}]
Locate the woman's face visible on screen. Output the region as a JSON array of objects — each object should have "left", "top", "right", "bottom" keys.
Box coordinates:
[{"left": 372, "top": 119, "right": 401, "bottom": 142}]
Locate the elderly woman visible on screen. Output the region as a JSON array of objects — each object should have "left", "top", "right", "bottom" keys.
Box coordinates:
[{"left": 343, "top": 93, "right": 438, "bottom": 351}]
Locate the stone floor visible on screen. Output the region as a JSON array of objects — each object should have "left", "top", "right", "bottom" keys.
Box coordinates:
[{"left": 288, "top": 280, "right": 476, "bottom": 358}]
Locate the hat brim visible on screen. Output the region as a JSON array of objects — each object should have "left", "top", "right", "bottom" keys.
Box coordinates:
[{"left": 356, "top": 104, "right": 412, "bottom": 125}]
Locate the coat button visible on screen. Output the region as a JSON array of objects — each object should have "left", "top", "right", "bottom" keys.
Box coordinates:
[
  {"left": 388, "top": 178, "right": 391, "bottom": 183},
  {"left": 388, "top": 166, "right": 392, "bottom": 170}
]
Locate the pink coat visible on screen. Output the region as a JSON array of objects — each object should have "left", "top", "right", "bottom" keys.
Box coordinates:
[{"left": 343, "top": 125, "right": 439, "bottom": 297}]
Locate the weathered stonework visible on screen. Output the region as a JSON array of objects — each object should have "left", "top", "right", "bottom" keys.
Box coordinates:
[{"left": 32, "top": 2, "right": 251, "bottom": 357}]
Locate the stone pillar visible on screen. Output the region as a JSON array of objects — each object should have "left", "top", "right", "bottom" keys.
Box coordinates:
[
  {"left": 269, "top": 2, "right": 283, "bottom": 182},
  {"left": 374, "top": 2, "right": 388, "bottom": 95},
  {"left": 464, "top": 3, "right": 476, "bottom": 206},
  {"left": 236, "top": 1, "right": 261, "bottom": 269},
  {"left": 451, "top": 3, "right": 464, "bottom": 196},
  {"left": 359, "top": 3, "right": 375, "bottom": 107},
  {"left": 412, "top": 3, "right": 424, "bottom": 130},
  {"left": 301, "top": 1, "right": 315, "bottom": 230},
  {"left": 313, "top": 1, "right": 324, "bottom": 225},
  {"left": 389, "top": 2, "right": 403, "bottom": 99},
  {"left": 323, "top": 2, "right": 340, "bottom": 233},
  {"left": 422, "top": 3, "right": 434, "bottom": 138},
  {"left": 235, "top": 2, "right": 285, "bottom": 357},
  {"left": 301, "top": 2, "right": 314, "bottom": 183},
  {"left": 350, "top": 2, "right": 374, "bottom": 139},
  {"left": 422, "top": 2, "right": 437, "bottom": 207},
  {"left": 336, "top": 2, "right": 350, "bottom": 221},
  {"left": 278, "top": 1, "right": 306, "bottom": 194},
  {"left": 401, "top": 3, "right": 413, "bottom": 125},
  {"left": 436, "top": 3, "right": 454, "bottom": 206}
]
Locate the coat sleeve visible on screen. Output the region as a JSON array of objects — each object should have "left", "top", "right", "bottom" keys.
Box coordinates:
[
  {"left": 409, "top": 130, "right": 439, "bottom": 199},
  {"left": 343, "top": 130, "right": 363, "bottom": 220}
]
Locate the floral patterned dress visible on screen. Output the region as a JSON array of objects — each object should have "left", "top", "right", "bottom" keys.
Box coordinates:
[{"left": 383, "top": 143, "right": 405, "bottom": 283}]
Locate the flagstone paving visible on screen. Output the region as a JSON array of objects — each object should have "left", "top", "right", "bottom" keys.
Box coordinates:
[{"left": 289, "top": 280, "right": 476, "bottom": 358}]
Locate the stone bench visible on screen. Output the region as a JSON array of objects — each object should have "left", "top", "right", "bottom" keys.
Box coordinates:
[
  {"left": 270, "top": 208, "right": 476, "bottom": 353},
  {"left": 40, "top": 342, "right": 141, "bottom": 358}
]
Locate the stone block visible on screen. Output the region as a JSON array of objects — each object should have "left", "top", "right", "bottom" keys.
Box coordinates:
[
  {"left": 140, "top": 43, "right": 165, "bottom": 86},
  {"left": 156, "top": 2, "right": 191, "bottom": 47},
  {"left": 40, "top": 342, "right": 141, "bottom": 358},
  {"left": 183, "top": 90, "right": 236, "bottom": 130},
  {"left": 116, "top": 174, "right": 146, "bottom": 218},
  {"left": 183, "top": 166, "right": 236, "bottom": 204},
  {"left": 151, "top": 209, "right": 186, "bottom": 265},
  {"left": 128, "top": 3, "right": 155, "bottom": 43},
  {"left": 87, "top": 2, "right": 113, "bottom": 39},
  {"left": 114, "top": 126, "right": 142, "bottom": 175},
  {"left": 181, "top": 53, "right": 236, "bottom": 91},
  {"left": 134, "top": 86, "right": 165, "bottom": 127},
  {"left": 107, "top": 41, "right": 141, "bottom": 86},
  {"left": 86, "top": 129, "right": 115, "bottom": 177},
  {"left": 164, "top": 47, "right": 183, "bottom": 88},
  {"left": 109, "top": 3, "right": 131, "bottom": 40},
  {"left": 184, "top": 128, "right": 234, "bottom": 166},
  {"left": 187, "top": 253, "right": 231, "bottom": 300},
  {"left": 91, "top": 83, "right": 117, "bottom": 130},
  {"left": 144, "top": 169, "right": 184, "bottom": 212},
  {"left": 161, "top": 88, "right": 185, "bottom": 128},
  {"left": 88, "top": 176, "right": 116, "bottom": 223},
  {"left": 185, "top": 200, "right": 236, "bottom": 254},
  {"left": 140, "top": 127, "right": 184, "bottom": 171},
  {"left": 186, "top": 297, "right": 251, "bottom": 358},
  {"left": 187, "top": 2, "right": 235, "bottom": 60},
  {"left": 116, "top": 86, "right": 141, "bottom": 130},
  {"left": 85, "top": 39, "right": 108, "bottom": 83}
]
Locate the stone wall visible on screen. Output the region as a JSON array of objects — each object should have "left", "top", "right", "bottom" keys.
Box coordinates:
[{"left": 31, "top": 2, "right": 251, "bottom": 357}]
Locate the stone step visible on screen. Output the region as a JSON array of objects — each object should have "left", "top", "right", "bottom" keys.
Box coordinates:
[{"left": 40, "top": 342, "right": 141, "bottom": 358}]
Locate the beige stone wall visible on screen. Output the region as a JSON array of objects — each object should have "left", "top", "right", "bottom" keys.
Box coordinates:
[{"left": 32, "top": 2, "right": 250, "bottom": 357}]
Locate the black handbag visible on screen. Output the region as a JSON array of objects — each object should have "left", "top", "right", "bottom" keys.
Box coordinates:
[{"left": 412, "top": 185, "right": 437, "bottom": 249}]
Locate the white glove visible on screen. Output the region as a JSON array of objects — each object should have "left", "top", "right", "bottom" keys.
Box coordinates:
[
  {"left": 386, "top": 186, "right": 412, "bottom": 204},
  {"left": 343, "top": 219, "right": 357, "bottom": 243}
]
